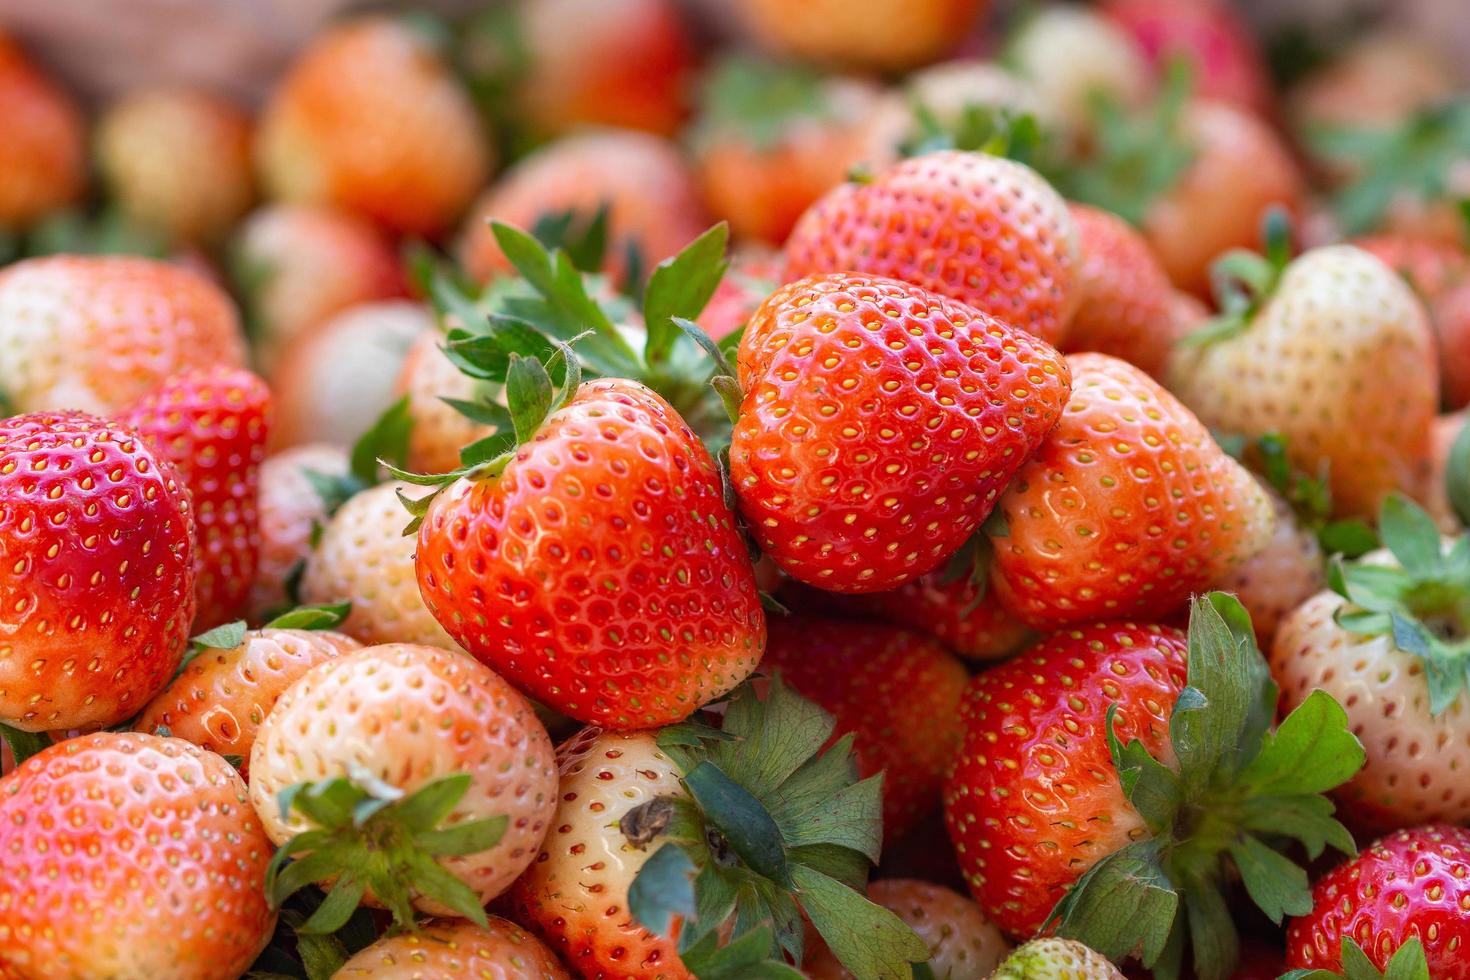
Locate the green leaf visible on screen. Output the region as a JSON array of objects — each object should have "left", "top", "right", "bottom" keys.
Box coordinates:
[
  {"left": 529, "top": 203, "right": 611, "bottom": 273},
  {"left": 504, "top": 353, "right": 554, "bottom": 444},
  {"left": 264, "top": 603, "right": 351, "bottom": 631},
  {"left": 1382, "top": 938, "right": 1432, "bottom": 980},
  {"left": 1047, "top": 838, "right": 1179, "bottom": 966},
  {"left": 775, "top": 773, "right": 884, "bottom": 864},
  {"left": 1379, "top": 495, "right": 1446, "bottom": 577},
  {"left": 402, "top": 850, "right": 490, "bottom": 927},
  {"left": 1172, "top": 594, "right": 1267, "bottom": 794},
  {"left": 792, "top": 864, "right": 928, "bottom": 980},
  {"left": 415, "top": 815, "right": 509, "bottom": 856},
  {"left": 711, "top": 678, "right": 835, "bottom": 800},
  {"left": 787, "top": 843, "right": 869, "bottom": 892},
  {"left": 440, "top": 396, "right": 512, "bottom": 429},
  {"left": 0, "top": 724, "right": 50, "bottom": 767},
  {"left": 1319, "top": 518, "right": 1380, "bottom": 558},
  {"left": 1238, "top": 793, "right": 1356, "bottom": 861},
  {"left": 628, "top": 842, "right": 699, "bottom": 938},
  {"left": 1226, "top": 835, "right": 1312, "bottom": 924},
  {"left": 694, "top": 57, "right": 832, "bottom": 150},
  {"left": 1184, "top": 884, "right": 1240, "bottom": 980},
  {"left": 1238, "top": 689, "right": 1365, "bottom": 796},
  {"left": 393, "top": 773, "right": 471, "bottom": 831},
  {"left": 192, "top": 620, "right": 247, "bottom": 650},
  {"left": 643, "top": 224, "right": 730, "bottom": 365},
  {"left": 294, "top": 929, "right": 349, "bottom": 980},
  {"left": 298, "top": 876, "right": 366, "bottom": 934},
  {"left": 684, "top": 761, "right": 790, "bottom": 886},
  {"left": 672, "top": 316, "right": 740, "bottom": 382},
  {"left": 459, "top": 430, "right": 516, "bottom": 468},
  {"left": 1105, "top": 703, "right": 1183, "bottom": 835},
  {"left": 680, "top": 924, "right": 807, "bottom": 980},
  {"left": 349, "top": 396, "right": 414, "bottom": 487}
]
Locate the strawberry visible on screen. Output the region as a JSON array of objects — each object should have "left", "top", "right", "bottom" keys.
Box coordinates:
[
  {"left": 690, "top": 58, "right": 883, "bottom": 245},
  {"left": 1214, "top": 482, "right": 1326, "bottom": 648},
  {"left": 124, "top": 366, "right": 272, "bottom": 629},
  {"left": 783, "top": 150, "right": 1081, "bottom": 347},
  {"left": 251, "top": 642, "right": 559, "bottom": 925},
  {"left": 249, "top": 442, "right": 350, "bottom": 620},
  {"left": 991, "top": 939, "right": 1126, "bottom": 979},
  {"left": 0, "top": 31, "right": 85, "bottom": 231},
  {"left": 1285, "top": 825, "right": 1470, "bottom": 978},
  {"left": 803, "top": 879, "right": 1012, "bottom": 979},
  {"left": 761, "top": 615, "right": 969, "bottom": 843},
  {"left": 730, "top": 273, "right": 1071, "bottom": 594},
  {"left": 134, "top": 623, "right": 360, "bottom": 775},
  {"left": 457, "top": 129, "right": 708, "bottom": 287},
  {"left": 1289, "top": 33, "right": 1459, "bottom": 138},
  {"left": 397, "top": 329, "right": 494, "bottom": 475},
  {"left": 944, "top": 595, "right": 1365, "bottom": 979},
  {"left": 698, "top": 245, "right": 780, "bottom": 342},
  {"left": 231, "top": 203, "right": 409, "bottom": 375},
  {"left": 988, "top": 352, "right": 1273, "bottom": 628},
  {"left": 1425, "top": 411, "right": 1465, "bottom": 531},
  {"left": 1169, "top": 239, "right": 1438, "bottom": 520},
  {"left": 1006, "top": 6, "right": 1150, "bottom": 139},
  {"left": 1063, "top": 202, "right": 1184, "bottom": 378},
  {"left": 256, "top": 16, "right": 490, "bottom": 237},
  {"left": 1100, "top": 0, "right": 1271, "bottom": 114},
  {"left": 857, "top": 571, "right": 1032, "bottom": 662},
  {"left": 733, "top": 0, "right": 987, "bottom": 72},
  {"left": 0, "top": 732, "right": 275, "bottom": 978},
  {"left": 0, "top": 412, "right": 195, "bottom": 732},
  {"left": 336, "top": 916, "right": 570, "bottom": 978},
  {"left": 1271, "top": 496, "right": 1470, "bottom": 831},
  {"left": 0, "top": 254, "right": 246, "bottom": 417},
  {"left": 96, "top": 86, "right": 254, "bottom": 245}
]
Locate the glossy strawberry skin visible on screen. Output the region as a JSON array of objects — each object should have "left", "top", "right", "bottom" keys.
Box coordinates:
[
  {"left": 0, "top": 413, "right": 195, "bottom": 731},
  {"left": 731, "top": 274, "right": 1072, "bottom": 594},
  {"left": 0, "top": 733, "right": 275, "bottom": 979},
  {"left": 1286, "top": 825, "right": 1470, "bottom": 978},
  {"left": 125, "top": 367, "right": 272, "bottom": 629},
  {"left": 783, "top": 151, "right": 1080, "bottom": 347},
  {"left": 761, "top": 616, "right": 969, "bottom": 843},
  {"left": 990, "top": 352, "right": 1273, "bottom": 629},
  {"left": 943, "top": 623, "right": 1188, "bottom": 936},
  {"left": 416, "top": 379, "right": 765, "bottom": 729}
]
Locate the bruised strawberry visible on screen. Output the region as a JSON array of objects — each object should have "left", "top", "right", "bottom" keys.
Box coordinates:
[{"left": 0, "top": 31, "right": 85, "bottom": 230}]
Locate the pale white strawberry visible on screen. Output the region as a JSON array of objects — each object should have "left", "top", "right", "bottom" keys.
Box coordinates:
[
  {"left": 395, "top": 329, "right": 491, "bottom": 475},
  {"left": 1007, "top": 6, "right": 1150, "bottom": 137}
]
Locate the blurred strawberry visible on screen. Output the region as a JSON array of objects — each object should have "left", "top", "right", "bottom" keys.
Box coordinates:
[
  {"left": 395, "top": 329, "right": 492, "bottom": 475},
  {"left": 0, "top": 31, "right": 85, "bottom": 232},
  {"left": 734, "top": 0, "right": 988, "bottom": 72},
  {"left": 1212, "top": 481, "right": 1325, "bottom": 648},
  {"left": 1289, "top": 32, "right": 1460, "bottom": 137},
  {"left": 337, "top": 918, "right": 570, "bottom": 977},
  {"left": 698, "top": 245, "right": 780, "bottom": 342},
  {"left": 1101, "top": 0, "right": 1271, "bottom": 115},
  {"left": 248, "top": 443, "right": 350, "bottom": 621},
  {"left": 1006, "top": 5, "right": 1151, "bottom": 139}
]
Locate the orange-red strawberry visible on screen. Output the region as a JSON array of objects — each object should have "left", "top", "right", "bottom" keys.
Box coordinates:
[
  {"left": 248, "top": 442, "right": 350, "bottom": 620},
  {"left": 124, "top": 367, "right": 272, "bottom": 628},
  {"left": 0, "top": 31, "right": 85, "bottom": 230},
  {"left": 861, "top": 572, "right": 1032, "bottom": 661},
  {"left": 256, "top": 16, "right": 491, "bottom": 237},
  {"left": 761, "top": 616, "right": 967, "bottom": 843},
  {"left": 1101, "top": 0, "right": 1271, "bottom": 114},
  {"left": 734, "top": 0, "right": 988, "bottom": 72},
  {"left": 731, "top": 273, "right": 1071, "bottom": 594},
  {"left": 96, "top": 86, "right": 254, "bottom": 245},
  {"left": 0, "top": 733, "right": 275, "bottom": 978},
  {"left": 337, "top": 916, "right": 570, "bottom": 978},
  {"left": 0, "top": 413, "right": 195, "bottom": 731},
  {"left": 989, "top": 353, "right": 1273, "bottom": 628},
  {"left": 0, "top": 255, "right": 246, "bottom": 417},
  {"left": 784, "top": 150, "right": 1080, "bottom": 346}
]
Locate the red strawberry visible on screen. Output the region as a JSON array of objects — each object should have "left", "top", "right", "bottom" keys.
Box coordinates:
[
  {"left": 761, "top": 615, "right": 969, "bottom": 842},
  {"left": 784, "top": 150, "right": 1081, "bottom": 347},
  {"left": 1286, "top": 825, "right": 1470, "bottom": 978},
  {"left": 860, "top": 572, "right": 1032, "bottom": 662},
  {"left": 988, "top": 352, "right": 1273, "bottom": 628},
  {"left": 0, "top": 31, "right": 85, "bottom": 231},
  {"left": 1101, "top": 0, "right": 1271, "bottom": 114},
  {"left": 0, "top": 413, "right": 195, "bottom": 731},
  {"left": 0, "top": 733, "right": 275, "bottom": 978},
  {"left": 415, "top": 377, "right": 765, "bottom": 728},
  {"left": 124, "top": 367, "right": 272, "bottom": 628},
  {"left": 731, "top": 273, "right": 1071, "bottom": 594}
]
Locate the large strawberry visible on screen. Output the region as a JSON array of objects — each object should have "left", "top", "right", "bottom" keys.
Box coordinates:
[
  {"left": 124, "top": 367, "right": 272, "bottom": 628},
  {"left": 761, "top": 615, "right": 969, "bottom": 843},
  {"left": 944, "top": 595, "right": 1366, "bottom": 979},
  {"left": 0, "top": 31, "right": 85, "bottom": 231},
  {"left": 729, "top": 273, "right": 1071, "bottom": 594},
  {"left": 1169, "top": 239, "right": 1438, "bottom": 520},
  {"left": 987, "top": 352, "right": 1273, "bottom": 628},
  {"left": 784, "top": 150, "right": 1080, "bottom": 347},
  {"left": 336, "top": 916, "right": 570, "bottom": 978},
  {"left": 0, "top": 733, "right": 275, "bottom": 978},
  {"left": 0, "top": 412, "right": 195, "bottom": 733},
  {"left": 0, "top": 254, "right": 246, "bottom": 416},
  {"left": 1285, "top": 825, "right": 1470, "bottom": 978}
]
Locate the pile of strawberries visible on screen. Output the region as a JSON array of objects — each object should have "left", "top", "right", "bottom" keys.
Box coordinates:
[{"left": 2, "top": 1, "right": 1470, "bottom": 978}]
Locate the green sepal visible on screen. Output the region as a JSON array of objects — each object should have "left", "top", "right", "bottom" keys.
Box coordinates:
[
  {"left": 1046, "top": 838, "right": 1179, "bottom": 966},
  {"left": 792, "top": 864, "right": 929, "bottom": 980},
  {"left": 264, "top": 602, "right": 352, "bottom": 632},
  {"left": 680, "top": 925, "right": 807, "bottom": 980},
  {"left": 1105, "top": 702, "right": 1182, "bottom": 835},
  {"left": 529, "top": 204, "right": 611, "bottom": 274},
  {"left": 1280, "top": 937, "right": 1430, "bottom": 980},
  {"left": 1447, "top": 417, "right": 1470, "bottom": 528},
  {"left": 627, "top": 843, "right": 699, "bottom": 938},
  {"left": 192, "top": 620, "right": 248, "bottom": 650},
  {"left": 692, "top": 57, "right": 832, "bottom": 151},
  {"left": 644, "top": 224, "right": 730, "bottom": 365}
]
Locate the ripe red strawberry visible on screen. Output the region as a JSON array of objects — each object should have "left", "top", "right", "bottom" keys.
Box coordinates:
[
  {"left": 988, "top": 352, "right": 1273, "bottom": 628},
  {"left": 415, "top": 377, "right": 765, "bottom": 728},
  {"left": 734, "top": 0, "right": 988, "bottom": 72},
  {"left": 256, "top": 16, "right": 490, "bottom": 237},
  {"left": 0, "top": 31, "right": 85, "bottom": 230},
  {"left": 730, "top": 273, "right": 1071, "bottom": 594},
  {"left": 860, "top": 571, "right": 1032, "bottom": 662},
  {"left": 761, "top": 616, "right": 969, "bottom": 842},
  {"left": 784, "top": 151, "right": 1080, "bottom": 346},
  {"left": 0, "top": 255, "right": 247, "bottom": 417},
  {"left": 1101, "top": 0, "right": 1271, "bottom": 114},
  {"left": 1285, "top": 825, "right": 1470, "bottom": 978},
  {"left": 124, "top": 367, "right": 271, "bottom": 628},
  {"left": 0, "top": 413, "right": 195, "bottom": 731},
  {"left": 336, "top": 916, "right": 570, "bottom": 978},
  {"left": 0, "top": 732, "right": 275, "bottom": 978}
]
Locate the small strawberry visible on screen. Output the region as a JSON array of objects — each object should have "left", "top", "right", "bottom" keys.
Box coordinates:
[
  {"left": 734, "top": 0, "right": 987, "bottom": 72},
  {"left": 256, "top": 16, "right": 491, "bottom": 237},
  {"left": 988, "top": 352, "right": 1273, "bottom": 628},
  {"left": 124, "top": 367, "right": 272, "bottom": 629},
  {"left": 1285, "top": 825, "right": 1470, "bottom": 978},
  {"left": 249, "top": 443, "right": 350, "bottom": 620},
  {"left": 991, "top": 939, "right": 1126, "bottom": 979},
  {"left": 761, "top": 616, "right": 969, "bottom": 842},
  {"left": 0, "top": 255, "right": 246, "bottom": 417},
  {"left": 1215, "top": 482, "right": 1326, "bottom": 648},
  {"left": 0, "top": 733, "right": 275, "bottom": 978},
  {"left": 1169, "top": 238, "right": 1438, "bottom": 519},
  {"left": 96, "top": 86, "right": 254, "bottom": 245},
  {"left": 1101, "top": 0, "right": 1272, "bottom": 114},
  {"left": 730, "top": 273, "right": 1071, "bottom": 594},
  {"left": 0, "top": 413, "right": 195, "bottom": 732},
  {"left": 0, "top": 31, "right": 85, "bottom": 231},
  {"left": 858, "top": 571, "right": 1033, "bottom": 662},
  {"left": 250, "top": 643, "right": 559, "bottom": 924},
  {"left": 231, "top": 203, "right": 409, "bottom": 375},
  {"left": 784, "top": 150, "right": 1081, "bottom": 346},
  {"left": 336, "top": 916, "right": 570, "bottom": 978},
  {"left": 1006, "top": 6, "right": 1150, "bottom": 138},
  {"left": 945, "top": 595, "right": 1365, "bottom": 979}
]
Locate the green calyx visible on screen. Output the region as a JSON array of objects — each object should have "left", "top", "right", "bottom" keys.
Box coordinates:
[
  {"left": 1180, "top": 206, "right": 1294, "bottom": 349},
  {"left": 1330, "top": 494, "right": 1470, "bottom": 716},
  {"left": 693, "top": 56, "right": 835, "bottom": 152},
  {"left": 265, "top": 772, "right": 508, "bottom": 934},
  {"left": 1282, "top": 937, "right": 1430, "bottom": 980},
  {"left": 897, "top": 103, "right": 1050, "bottom": 167},
  {"left": 623, "top": 678, "right": 928, "bottom": 980},
  {"left": 1046, "top": 593, "right": 1364, "bottom": 980}
]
